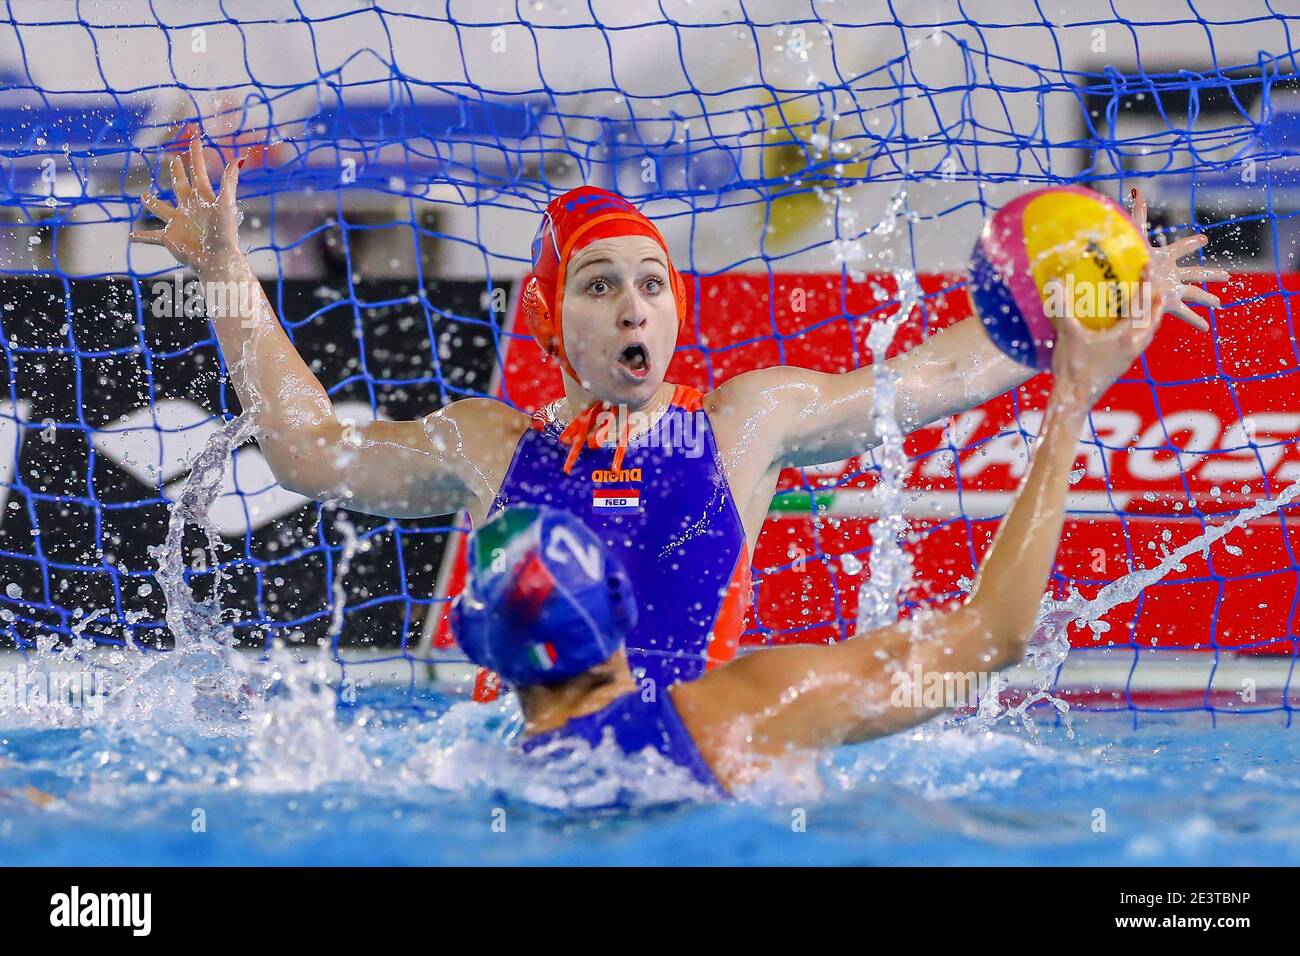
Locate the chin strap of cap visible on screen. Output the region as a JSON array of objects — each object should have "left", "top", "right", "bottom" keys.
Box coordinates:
[{"left": 532, "top": 399, "right": 633, "bottom": 476}]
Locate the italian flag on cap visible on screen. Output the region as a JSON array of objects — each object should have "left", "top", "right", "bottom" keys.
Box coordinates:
[{"left": 529, "top": 642, "right": 559, "bottom": 671}]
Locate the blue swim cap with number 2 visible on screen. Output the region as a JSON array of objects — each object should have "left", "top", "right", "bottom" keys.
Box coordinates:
[{"left": 450, "top": 506, "right": 638, "bottom": 687}]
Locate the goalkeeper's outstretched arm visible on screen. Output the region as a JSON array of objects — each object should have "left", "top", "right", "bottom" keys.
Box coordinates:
[
  {"left": 129, "top": 137, "right": 526, "bottom": 520},
  {"left": 675, "top": 296, "right": 1170, "bottom": 786},
  {"left": 706, "top": 188, "right": 1225, "bottom": 473}
]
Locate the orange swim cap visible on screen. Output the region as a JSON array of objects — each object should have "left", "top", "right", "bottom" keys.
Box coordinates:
[{"left": 520, "top": 185, "right": 687, "bottom": 382}]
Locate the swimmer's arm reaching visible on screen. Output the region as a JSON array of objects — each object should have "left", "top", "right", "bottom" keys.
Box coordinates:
[
  {"left": 130, "top": 138, "right": 526, "bottom": 519},
  {"left": 675, "top": 304, "right": 1167, "bottom": 788},
  {"left": 717, "top": 317, "right": 1035, "bottom": 470}
]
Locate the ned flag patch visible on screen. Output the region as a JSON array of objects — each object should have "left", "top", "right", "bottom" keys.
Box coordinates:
[{"left": 592, "top": 488, "right": 641, "bottom": 513}]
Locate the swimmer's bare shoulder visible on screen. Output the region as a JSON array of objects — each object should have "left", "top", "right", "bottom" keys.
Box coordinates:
[
  {"left": 423, "top": 397, "right": 531, "bottom": 521},
  {"left": 703, "top": 358, "right": 912, "bottom": 483},
  {"left": 703, "top": 345, "right": 1028, "bottom": 538},
  {"left": 701, "top": 366, "right": 852, "bottom": 522},
  {"left": 703, "top": 347, "right": 994, "bottom": 479}
]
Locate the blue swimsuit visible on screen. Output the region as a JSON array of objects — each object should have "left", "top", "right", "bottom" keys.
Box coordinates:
[
  {"left": 521, "top": 689, "right": 727, "bottom": 797},
  {"left": 488, "top": 383, "right": 750, "bottom": 688}
]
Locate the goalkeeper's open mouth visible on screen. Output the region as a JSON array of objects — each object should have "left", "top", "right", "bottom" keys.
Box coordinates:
[{"left": 616, "top": 341, "right": 652, "bottom": 381}]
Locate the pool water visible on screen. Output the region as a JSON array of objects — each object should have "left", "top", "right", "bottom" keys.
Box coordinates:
[
  {"left": 2, "top": 676, "right": 1297, "bottom": 867},
  {"left": 6, "top": 387, "right": 1292, "bottom": 866}
]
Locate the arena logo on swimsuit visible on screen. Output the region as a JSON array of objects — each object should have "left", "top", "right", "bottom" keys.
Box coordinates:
[{"left": 591, "top": 467, "right": 642, "bottom": 483}]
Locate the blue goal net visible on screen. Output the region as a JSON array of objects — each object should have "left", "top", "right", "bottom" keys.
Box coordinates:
[{"left": 1, "top": 2, "right": 1298, "bottom": 719}]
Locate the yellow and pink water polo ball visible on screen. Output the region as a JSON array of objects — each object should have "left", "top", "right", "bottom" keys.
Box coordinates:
[{"left": 967, "top": 185, "right": 1150, "bottom": 369}]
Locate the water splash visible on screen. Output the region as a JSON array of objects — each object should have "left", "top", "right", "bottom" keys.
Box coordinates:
[
  {"left": 0, "top": 401, "right": 369, "bottom": 795},
  {"left": 854, "top": 268, "right": 922, "bottom": 631},
  {"left": 846, "top": 189, "right": 921, "bottom": 634},
  {"left": 0, "top": 412, "right": 264, "bottom": 735},
  {"left": 401, "top": 695, "right": 720, "bottom": 810},
  {"left": 242, "top": 512, "right": 373, "bottom": 792},
  {"left": 118, "top": 412, "right": 265, "bottom": 736},
  {"left": 972, "top": 479, "right": 1300, "bottom": 739}
]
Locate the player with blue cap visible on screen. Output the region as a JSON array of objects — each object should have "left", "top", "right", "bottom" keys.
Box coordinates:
[
  {"left": 452, "top": 505, "right": 724, "bottom": 793},
  {"left": 454, "top": 282, "right": 1172, "bottom": 796},
  {"left": 452, "top": 505, "right": 637, "bottom": 689}
]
